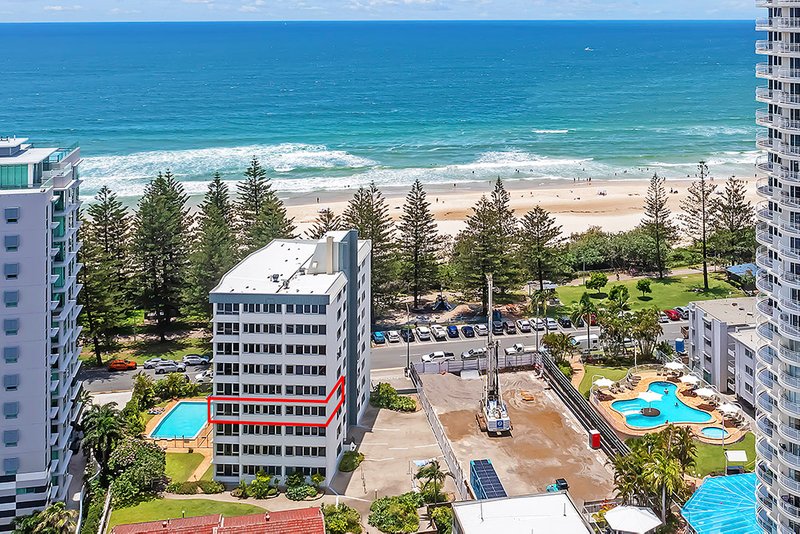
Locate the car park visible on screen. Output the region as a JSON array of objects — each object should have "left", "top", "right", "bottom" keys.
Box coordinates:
[
  {"left": 401, "top": 329, "right": 415, "bottom": 342},
  {"left": 558, "top": 316, "right": 573, "bottom": 328},
  {"left": 447, "top": 325, "right": 460, "bottom": 338},
  {"left": 155, "top": 361, "right": 186, "bottom": 374},
  {"left": 372, "top": 331, "right": 386, "bottom": 344},
  {"left": 475, "top": 324, "right": 489, "bottom": 336},
  {"left": 674, "top": 306, "right": 689, "bottom": 320},
  {"left": 658, "top": 312, "right": 670, "bottom": 323},
  {"left": 461, "top": 325, "right": 475, "bottom": 338},
  {"left": 545, "top": 317, "right": 559, "bottom": 331},
  {"left": 195, "top": 369, "right": 213, "bottom": 383},
  {"left": 664, "top": 309, "right": 681, "bottom": 321},
  {"left": 416, "top": 326, "right": 432, "bottom": 341},
  {"left": 108, "top": 359, "right": 137, "bottom": 371},
  {"left": 492, "top": 321, "right": 504, "bottom": 335},
  {"left": 430, "top": 325, "right": 448, "bottom": 341},
  {"left": 516, "top": 319, "right": 531, "bottom": 333},
  {"left": 183, "top": 354, "right": 210, "bottom": 366},
  {"left": 461, "top": 347, "right": 487, "bottom": 360},
  {"left": 386, "top": 330, "right": 401, "bottom": 343},
  {"left": 143, "top": 357, "right": 170, "bottom": 369},
  {"left": 503, "top": 320, "right": 517, "bottom": 334},
  {"left": 421, "top": 351, "right": 455, "bottom": 363},
  {"left": 531, "top": 318, "right": 545, "bottom": 331}
]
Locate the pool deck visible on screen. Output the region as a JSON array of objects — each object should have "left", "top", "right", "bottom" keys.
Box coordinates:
[
  {"left": 145, "top": 397, "right": 213, "bottom": 452},
  {"left": 590, "top": 370, "right": 749, "bottom": 444}
]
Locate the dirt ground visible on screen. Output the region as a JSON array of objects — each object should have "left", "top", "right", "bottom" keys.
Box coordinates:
[{"left": 421, "top": 371, "right": 614, "bottom": 505}]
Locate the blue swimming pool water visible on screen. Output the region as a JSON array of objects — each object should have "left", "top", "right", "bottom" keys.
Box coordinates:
[
  {"left": 611, "top": 381, "right": 712, "bottom": 429},
  {"left": 150, "top": 401, "right": 208, "bottom": 439},
  {"left": 700, "top": 426, "right": 730, "bottom": 439}
]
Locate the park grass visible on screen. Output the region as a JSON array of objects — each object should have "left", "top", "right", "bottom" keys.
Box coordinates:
[
  {"left": 166, "top": 452, "right": 205, "bottom": 484},
  {"left": 108, "top": 498, "right": 265, "bottom": 529},
  {"left": 578, "top": 365, "right": 630, "bottom": 396},
  {"left": 692, "top": 432, "right": 755, "bottom": 478},
  {"left": 80, "top": 332, "right": 210, "bottom": 367},
  {"left": 200, "top": 465, "right": 213, "bottom": 481},
  {"left": 556, "top": 272, "right": 743, "bottom": 314}
]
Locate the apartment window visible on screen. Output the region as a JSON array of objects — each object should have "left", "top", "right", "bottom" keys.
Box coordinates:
[
  {"left": 3, "top": 431, "right": 18, "bottom": 448},
  {"left": 265, "top": 303, "right": 282, "bottom": 313},
  {"left": 3, "top": 291, "right": 18, "bottom": 308},
  {"left": 215, "top": 342, "right": 239, "bottom": 355},
  {"left": 243, "top": 303, "right": 261, "bottom": 313},
  {"left": 215, "top": 464, "right": 239, "bottom": 477},
  {"left": 286, "top": 324, "right": 326, "bottom": 335},
  {"left": 3, "top": 458, "right": 18, "bottom": 475},
  {"left": 3, "top": 263, "right": 19, "bottom": 280},
  {"left": 3, "top": 375, "right": 18, "bottom": 391},
  {"left": 3, "top": 208, "right": 19, "bottom": 224},
  {"left": 3, "top": 347, "right": 18, "bottom": 363},
  {"left": 215, "top": 443, "right": 240, "bottom": 456},
  {"left": 215, "top": 383, "right": 240, "bottom": 396},
  {"left": 214, "top": 424, "right": 239, "bottom": 437},
  {"left": 3, "top": 236, "right": 18, "bottom": 252},
  {"left": 215, "top": 303, "right": 240, "bottom": 315},
  {"left": 3, "top": 403, "right": 18, "bottom": 420},
  {"left": 3, "top": 319, "right": 18, "bottom": 336},
  {"left": 745, "top": 383, "right": 754, "bottom": 394},
  {"left": 216, "top": 322, "right": 240, "bottom": 335},
  {"left": 745, "top": 365, "right": 754, "bottom": 377}
]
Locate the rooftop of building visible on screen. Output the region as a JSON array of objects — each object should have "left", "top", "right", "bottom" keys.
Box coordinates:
[
  {"left": 212, "top": 231, "right": 367, "bottom": 297},
  {"left": 691, "top": 297, "right": 756, "bottom": 326},
  {"left": 681, "top": 473, "right": 757, "bottom": 534},
  {"left": 451, "top": 492, "right": 592, "bottom": 534},
  {"left": 0, "top": 147, "right": 58, "bottom": 165},
  {"left": 110, "top": 508, "right": 325, "bottom": 534},
  {"left": 728, "top": 328, "right": 760, "bottom": 350},
  {"left": 0, "top": 137, "right": 27, "bottom": 149}
]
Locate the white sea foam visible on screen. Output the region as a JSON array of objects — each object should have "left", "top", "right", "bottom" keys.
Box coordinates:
[{"left": 532, "top": 129, "right": 570, "bottom": 134}]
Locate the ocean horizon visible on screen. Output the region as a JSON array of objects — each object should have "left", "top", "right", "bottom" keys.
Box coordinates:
[{"left": 0, "top": 20, "right": 760, "bottom": 200}]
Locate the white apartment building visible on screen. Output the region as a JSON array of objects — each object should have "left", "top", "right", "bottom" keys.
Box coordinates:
[
  {"left": 209, "top": 231, "right": 371, "bottom": 486},
  {"left": 755, "top": 5, "right": 800, "bottom": 532},
  {"left": 687, "top": 297, "right": 757, "bottom": 405},
  {"left": 0, "top": 137, "right": 83, "bottom": 530}
]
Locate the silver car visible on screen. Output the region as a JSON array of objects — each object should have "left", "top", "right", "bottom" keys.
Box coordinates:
[
  {"left": 183, "top": 354, "right": 210, "bottom": 366},
  {"left": 143, "top": 357, "right": 170, "bottom": 369},
  {"left": 155, "top": 361, "right": 186, "bottom": 374}
]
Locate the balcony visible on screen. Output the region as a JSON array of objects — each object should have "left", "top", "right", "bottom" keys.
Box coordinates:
[
  {"left": 759, "top": 201, "right": 776, "bottom": 221},
  {"left": 757, "top": 0, "right": 800, "bottom": 6},
  {"left": 757, "top": 40, "right": 800, "bottom": 56},
  {"left": 758, "top": 178, "right": 775, "bottom": 198},
  {"left": 758, "top": 273, "right": 776, "bottom": 293},
  {"left": 781, "top": 396, "right": 800, "bottom": 416},
  {"left": 779, "top": 321, "right": 800, "bottom": 342},
  {"left": 760, "top": 296, "right": 777, "bottom": 317},
  {"left": 781, "top": 447, "right": 800, "bottom": 470},
  {"left": 780, "top": 498, "right": 800, "bottom": 519},
  {"left": 757, "top": 228, "right": 775, "bottom": 246},
  {"left": 782, "top": 298, "right": 800, "bottom": 314},
  {"left": 758, "top": 87, "right": 800, "bottom": 108},
  {"left": 781, "top": 192, "right": 800, "bottom": 209},
  {"left": 756, "top": 18, "right": 800, "bottom": 31},
  {"left": 760, "top": 321, "right": 776, "bottom": 342},
  {"left": 762, "top": 368, "right": 777, "bottom": 389},
  {"left": 779, "top": 423, "right": 800, "bottom": 442},
  {"left": 761, "top": 344, "right": 777, "bottom": 365},
  {"left": 759, "top": 413, "right": 776, "bottom": 437},
  {"left": 760, "top": 437, "right": 778, "bottom": 460},
  {"left": 779, "top": 345, "right": 800, "bottom": 365},
  {"left": 779, "top": 472, "right": 800, "bottom": 494},
  {"left": 782, "top": 271, "right": 800, "bottom": 286},
  {"left": 757, "top": 63, "right": 800, "bottom": 82}
]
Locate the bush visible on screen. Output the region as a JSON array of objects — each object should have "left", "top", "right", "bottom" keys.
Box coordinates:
[
  {"left": 421, "top": 485, "right": 447, "bottom": 505},
  {"left": 558, "top": 361, "right": 573, "bottom": 378},
  {"left": 248, "top": 471, "right": 275, "bottom": 499},
  {"left": 80, "top": 482, "right": 106, "bottom": 534},
  {"left": 339, "top": 451, "right": 365, "bottom": 472},
  {"left": 431, "top": 506, "right": 453, "bottom": 534},
  {"left": 370, "top": 383, "right": 416, "bottom": 412},
  {"left": 323, "top": 503, "right": 363, "bottom": 534},
  {"left": 197, "top": 480, "right": 224, "bottom": 494},
  {"left": 231, "top": 480, "right": 248, "bottom": 499},
  {"left": 286, "top": 484, "right": 316, "bottom": 501},
  {"left": 368, "top": 492, "right": 423, "bottom": 533}
]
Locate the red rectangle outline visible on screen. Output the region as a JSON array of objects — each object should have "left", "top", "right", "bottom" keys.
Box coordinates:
[{"left": 206, "top": 375, "right": 345, "bottom": 428}]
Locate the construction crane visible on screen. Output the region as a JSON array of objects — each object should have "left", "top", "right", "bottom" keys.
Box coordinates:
[{"left": 479, "top": 274, "right": 512, "bottom": 436}]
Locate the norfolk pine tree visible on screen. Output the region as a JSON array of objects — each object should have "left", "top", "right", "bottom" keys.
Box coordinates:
[
  {"left": 641, "top": 173, "right": 674, "bottom": 278},
  {"left": 398, "top": 179, "right": 440, "bottom": 308},
  {"left": 680, "top": 162, "right": 717, "bottom": 290},
  {"left": 306, "top": 208, "right": 342, "bottom": 239},
  {"left": 250, "top": 192, "right": 296, "bottom": 248},
  {"left": 235, "top": 156, "right": 271, "bottom": 252},
  {"left": 132, "top": 170, "right": 192, "bottom": 341},
  {"left": 711, "top": 176, "right": 755, "bottom": 265},
  {"left": 519, "top": 205, "right": 563, "bottom": 291}
]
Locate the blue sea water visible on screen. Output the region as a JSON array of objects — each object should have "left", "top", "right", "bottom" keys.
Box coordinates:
[{"left": 0, "top": 21, "right": 759, "bottom": 199}]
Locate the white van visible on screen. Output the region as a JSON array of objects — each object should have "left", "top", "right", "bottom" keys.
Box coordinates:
[{"left": 571, "top": 334, "right": 600, "bottom": 351}]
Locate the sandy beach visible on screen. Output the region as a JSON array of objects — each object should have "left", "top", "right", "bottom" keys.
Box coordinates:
[{"left": 281, "top": 176, "right": 761, "bottom": 237}]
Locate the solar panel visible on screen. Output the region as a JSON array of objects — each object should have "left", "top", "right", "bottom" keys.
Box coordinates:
[{"left": 470, "top": 459, "right": 507, "bottom": 500}]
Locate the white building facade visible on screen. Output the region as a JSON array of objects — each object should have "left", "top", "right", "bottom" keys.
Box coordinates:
[
  {"left": 209, "top": 231, "right": 370, "bottom": 486},
  {"left": 0, "top": 138, "right": 83, "bottom": 530},
  {"left": 755, "top": 5, "right": 800, "bottom": 531}
]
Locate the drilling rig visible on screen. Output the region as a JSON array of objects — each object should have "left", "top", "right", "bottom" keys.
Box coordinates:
[{"left": 479, "top": 274, "right": 512, "bottom": 435}]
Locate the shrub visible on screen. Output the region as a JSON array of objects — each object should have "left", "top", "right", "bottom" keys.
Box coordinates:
[
  {"left": 231, "top": 480, "right": 249, "bottom": 499},
  {"left": 558, "top": 361, "right": 573, "bottom": 378},
  {"left": 248, "top": 471, "right": 275, "bottom": 499},
  {"left": 431, "top": 506, "right": 453, "bottom": 534},
  {"left": 197, "top": 480, "right": 224, "bottom": 494},
  {"left": 370, "top": 383, "right": 416, "bottom": 412},
  {"left": 80, "top": 482, "right": 106, "bottom": 534},
  {"left": 368, "top": 492, "right": 422, "bottom": 533},
  {"left": 421, "top": 485, "right": 447, "bottom": 505},
  {"left": 286, "top": 471, "right": 306, "bottom": 488},
  {"left": 286, "top": 484, "right": 316, "bottom": 501},
  {"left": 339, "top": 451, "right": 365, "bottom": 472},
  {"left": 311, "top": 472, "right": 326, "bottom": 488},
  {"left": 323, "top": 503, "right": 363, "bottom": 534}
]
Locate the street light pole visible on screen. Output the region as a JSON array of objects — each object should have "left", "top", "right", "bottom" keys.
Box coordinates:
[{"left": 405, "top": 303, "right": 411, "bottom": 375}]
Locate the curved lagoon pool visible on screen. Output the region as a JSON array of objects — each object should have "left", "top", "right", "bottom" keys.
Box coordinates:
[
  {"left": 149, "top": 401, "right": 208, "bottom": 439},
  {"left": 700, "top": 426, "right": 729, "bottom": 439},
  {"left": 611, "top": 381, "right": 712, "bottom": 429}
]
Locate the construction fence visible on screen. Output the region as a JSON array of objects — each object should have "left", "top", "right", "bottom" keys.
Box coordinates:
[{"left": 412, "top": 351, "right": 543, "bottom": 375}]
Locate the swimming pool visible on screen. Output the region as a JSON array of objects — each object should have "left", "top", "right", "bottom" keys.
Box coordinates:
[
  {"left": 611, "top": 381, "right": 712, "bottom": 429},
  {"left": 700, "top": 426, "right": 729, "bottom": 439},
  {"left": 149, "top": 401, "right": 208, "bottom": 439}
]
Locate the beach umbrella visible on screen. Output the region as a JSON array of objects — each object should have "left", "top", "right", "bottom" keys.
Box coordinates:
[
  {"left": 680, "top": 374, "right": 700, "bottom": 385},
  {"left": 604, "top": 506, "right": 662, "bottom": 534},
  {"left": 664, "top": 361, "right": 684, "bottom": 371},
  {"left": 593, "top": 378, "right": 615, "bottom": 389},
  {"left": 695, "top": 387, "right": 716, "bottom": 399},
  {"left": 638, "top": 391, "right": 663, "bottom": 404},
  {"left": 718, "top": 402, "right": 741, "bottom": 415}
]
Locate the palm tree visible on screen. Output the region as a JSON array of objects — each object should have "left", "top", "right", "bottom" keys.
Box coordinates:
[
  {"left": 541, "top": 332, "right": 574, "bottom": 364},
  {"left": 415, "top": 460, "right": 447, "bottom": 503},
  {"left": 643, "top": 450, "right": 685, "bottom": 523},
  {"left": 665, "top": 425, "right": 697, "bottom": 474},
  {"left": 32, "top": 502, "right": 76, "bottom": 534},
  {"left": 570, "top": 292, "right": 597, "bottom": 345},
  {"left": 609, "top": 454, "right": 642, "bottom": 505},
  {"left": 81, "top": 402, "right": 125, "bottom": 483}
]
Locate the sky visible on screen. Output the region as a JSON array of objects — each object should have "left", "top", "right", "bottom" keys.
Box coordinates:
[{"left": 0, "top": 0, "right": 760, "bottom": 22}]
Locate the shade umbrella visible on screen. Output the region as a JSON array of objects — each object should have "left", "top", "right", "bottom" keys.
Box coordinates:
[
  {"left": 664, "top": 361, "right": 684, "bottom": 371},
  {"left": 718, "top": 402, "right": 741, "bottom": 415},
  {"left": 638, "top": 391, "right": 663, "bottom": 404},
  {"left": 694, "top": 387, "right": 716, "bottom": 399},
  {"left": 593, "top": 377, "right": 615, "bottom": 389},
  {"left": 680, "top": 374, "right": 700, "bottom": 385},
  {"left": 604, "top": 506, "right": 663, "bottom": 534}
]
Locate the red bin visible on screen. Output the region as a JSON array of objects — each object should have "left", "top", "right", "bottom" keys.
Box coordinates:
[{"left": 590, "top": 430, "right": 601, "bottom": 450}]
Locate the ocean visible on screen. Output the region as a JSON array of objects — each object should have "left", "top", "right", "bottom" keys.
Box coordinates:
[{"left": 0, "top": 20, "right": 759, "bottom": 200}]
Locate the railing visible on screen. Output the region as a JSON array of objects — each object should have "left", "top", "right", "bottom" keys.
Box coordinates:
[
  {"left": 760, "top": 368, "right": 777, "bottom": 389},
  {"left": 759, "top": 437, "right": 777, "bottom": 461},
  {"left": 757, "top": 87, "right": 800, "bottom": 106},
  {"left": 757, "top": 63, "right": 800, "bottom": 81},
  {"left": 757, "top": 228, "right": 775, "bottom": 246},
  {"left": 758, "top": 413, "right": 776, "bottom": 437},
  {"left": 758, "top": 273, "right": 775, "bottom": 293},
  {"left": 758, "top": 0, "right": 800, "bottom": 5},
  {"left": 779, "top": 448, "right": 800, "bottom": 470},
  {"left": 413, "top": 352, "right": 542, "bottom": 375},
  {"left": 780, "top": 371, "right": 800, "bottom": 391},
  {"left": 757, "top": 178, "right": 774, "bottom": 197},
  {"left": 759, "top": 391, "right": 776, "bottom": 414},
  {"left": 780, "top": 473, "right": 800, "bottom": 493},
  {"left": 779, "top": 321, "right": 800, "bottom": 341},
  {"left": 779, "top": 345, "right": 800, "bottom": 365},
  {"left": 408, "top": 365, "right": 470, "bottom": 501},
  {"left": 756, "top": 18, "right": 800, "bottom": 30},
  {"left": 780, "top": 499, "right": 800, "bottom": 519},
  {"left": 758, "top": 202, "right": 776, "bottom": 221},
  {"left": 778, "top": 423, "right": 800, "bottom": 442},
  {"left": 781, "top": 192, "right": 800, "bottom": 209},
  {"left": 780, "top": 396, "right": 800, "bottom": 416},
  {"left": 757, "top": 41, "right": 800, "bottom": 55}
]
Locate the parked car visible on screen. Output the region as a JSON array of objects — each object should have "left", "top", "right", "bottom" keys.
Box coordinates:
[
  {"left": 531, "top": 318, "right": 545, "bottom": 331},
  {"left": 386, "top": 330, "right": 401, "bottom": 343},
  {"left": 421, "top": 351, "right": 455, "bottom": 363},
  {"left": 416, "top": 326, "right": 431, "bottom": 341},
  {"left": 576, "top": 313, "right": 597, "bottom": 327},
  {"left": 372, "top": 331, "right": 386, "bottom": 344},
  {"left": 558, "top": 316, "right": 573, "bottom": 328},
  {"left": 503, "top": 320, "right": 517, "bottom": 334},
  {"left": 658, "top": 312, "right": 670, "bottom": 323},
  {"left": 545, "top": 317, "right": 559, "bottom": 331},
  {"left": 461, "top": 347, "right": 487, "bottom": 360},
  {"left": 461, "top": 325, "right": 475, "bottom": 338},
  {"left": 430, "top": 325, "right": 447, "bottom": 341},
  {"left": 401, "top": 329, "right": 415, "bottom": 342},
  {"left": 516, "top": 319, "right": 531, "bottom": 333},
  {"left": 674, "top": 306, "right": 689, "bottom": 320},
  {"left": 143, "top": 357, "right": 170, "bottom": 369},
  {"left": 446, "top": 325, "right": 460, "bottom": 339},
  {"left": 155, "top": 361, "right": 186, "bottom": 374},
  {"left": 491, "top": 321, "right": 504, "bottom": 335},
  {"left": 195, "top": 369, "right": 213, "bottom": 383},
  {"left": 664, "top": 309, "right": 681, "bottom": 321},
  {"left": 108, "top": 359, "right": 137, "bottom": 371},
  {"left": 475, "top": 324, "right": 489, "bottom": 336},
  {"left": 183, "top": 354, "right": 210, "bottom": 366}
]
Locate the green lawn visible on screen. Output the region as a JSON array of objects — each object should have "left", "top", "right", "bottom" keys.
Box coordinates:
[
  {"left": 108, "top": 499, "right": 265, "bottom": 530},
  {"left": 692, "top": 432, "right": 755, "bottom": 478},
  {"left": 578, "top": 365, "right": 630, "bottom": 396},
  {"left": 81, "top": 334, "right": 210, "bottom": 367},
  {"left": 556, "top": 273, "right": 743, "bottom": 314},
  {"left": 166, "top": 452, "right": 205, "bottom": 484},
  {"left": 200, "top": 465, "right": 213, "bottom": 481}
]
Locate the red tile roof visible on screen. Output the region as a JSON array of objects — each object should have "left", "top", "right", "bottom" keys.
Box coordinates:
[{"left": 110, "top": 507, "right": 325, "bottom": 534}]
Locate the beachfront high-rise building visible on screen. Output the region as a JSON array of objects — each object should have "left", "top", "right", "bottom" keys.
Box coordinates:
[
  {"left": 209, "top": 231, "right": 371, "bottom": 486},
  {"left": 0, "top": 137, "right": 83, "bottom": 530}
]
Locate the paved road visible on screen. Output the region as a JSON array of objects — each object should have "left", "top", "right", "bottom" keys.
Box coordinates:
[{"left": 80, "top": 321, "right": 688, "bottom": 393}]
